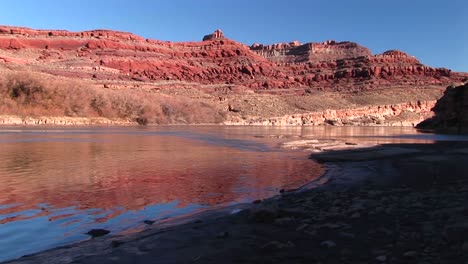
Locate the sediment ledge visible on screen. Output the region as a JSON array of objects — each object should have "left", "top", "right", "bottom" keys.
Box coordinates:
[
  {"left": 0, "top": 99, "right": 435, "bottom": 127},
  {"left": 224, "top": 100, "right": 436, "bottom": 126},
  {"left": 0, "top": 116, "right": 134, "bottom": 126}
]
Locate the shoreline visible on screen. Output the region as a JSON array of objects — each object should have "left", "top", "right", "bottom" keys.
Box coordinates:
[
  {"left": 0, "top": 137, "right": 337, "bottom": 263},
  {"left": 0, "top": 100, "right": 434, "bottom": 128},
  {"left": 4, "top": 141, "right": 468, "bottom": 263},
  {"left": 0, "top": 115, "right": 135, "bottom": 126}
]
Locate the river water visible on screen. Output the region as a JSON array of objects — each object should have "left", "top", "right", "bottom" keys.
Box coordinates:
[{"left": 0, "top": 126, "right": 453, "bottom": 261}]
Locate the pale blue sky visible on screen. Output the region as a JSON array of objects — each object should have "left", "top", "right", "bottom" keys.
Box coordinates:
[{"left": 0, "top": 0, "right": 466, "bottom": 71}]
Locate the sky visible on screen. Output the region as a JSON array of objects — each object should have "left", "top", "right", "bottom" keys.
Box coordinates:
[{"left": 0, "top": 0, "right": 467, "bottom": 71}]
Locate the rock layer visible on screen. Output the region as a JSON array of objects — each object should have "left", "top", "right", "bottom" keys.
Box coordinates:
[
  {"left": 0, "top": 26, "right": 465, "bottom": 92},
  {"left": 225, "top": 100, "right": 436, "bottom": 126},
  {"left": 1, "top": 25, "right": 467, "bottom": 126}
]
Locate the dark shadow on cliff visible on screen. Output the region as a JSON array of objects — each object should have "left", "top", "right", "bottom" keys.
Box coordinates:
[{"left": 417, "top": 83, "right": 468, "bottom": 133}]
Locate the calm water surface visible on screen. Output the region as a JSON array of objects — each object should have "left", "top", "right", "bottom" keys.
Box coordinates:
[{"left": 0, "top": 126, "right": 457, "bottom": 261}]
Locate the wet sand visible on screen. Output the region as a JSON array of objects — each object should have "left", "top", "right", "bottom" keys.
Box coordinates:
[{"left": 5, "top": 141, "right": 468, "bottom": 264}]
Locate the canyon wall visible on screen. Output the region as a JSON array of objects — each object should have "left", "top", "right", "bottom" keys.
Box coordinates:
[
  {"left": 225, "top": 100, "right": 436, "bottom": 126},
  {"left": 0, "top": 27, "right": 465, "bottom": 93},
  {"left": 0, "top": 26, "right": 466, "bottom": 126}
]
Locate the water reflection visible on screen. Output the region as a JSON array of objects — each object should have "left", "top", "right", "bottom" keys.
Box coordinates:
[
  {"left": 0, "top": 125, "right": 458, "bottom": 261},
  {"left": 0, "top": 135, "right": 320, "bottom": 214},
  {"left": 0, "top": 128, "right": 323, "bottom": 261},
  {"left": 217, "top": 126, "right": 440, "bottom": 144}
]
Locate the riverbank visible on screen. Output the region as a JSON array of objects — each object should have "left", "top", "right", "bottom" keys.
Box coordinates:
[
  {"left": 0, "top": 69, "right": 447, "bottom": 127},
  {"left": 0, "top": 115, "right": 134, "bottom": 126},
  {"left": 5, "top": 141, "right": 468, "bottom": 264}
]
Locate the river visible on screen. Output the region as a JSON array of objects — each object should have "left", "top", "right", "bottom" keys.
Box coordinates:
[{"left": 0, "top": 126, "right": 449, "bottom": 262}]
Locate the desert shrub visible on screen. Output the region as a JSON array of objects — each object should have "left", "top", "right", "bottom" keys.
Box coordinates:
[
  {"left": 0, "top": 73, "right": 92, "bottom": 116},
  {"left": 90, "top": 92, "right": 108, "bottom": 116},
  {"left": 1, "top": 73, "right": 51, "bottom": 110},
  {"left": 6, "top": 75, "right": 46, "bottom": 103},
  {"left": 0, "top": 71, "right": 226, "bottom": 124}
]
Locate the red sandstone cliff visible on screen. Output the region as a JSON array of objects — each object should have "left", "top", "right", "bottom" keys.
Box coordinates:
[{"left": 0, "top": 26, "right": 465, "bottom": 92}]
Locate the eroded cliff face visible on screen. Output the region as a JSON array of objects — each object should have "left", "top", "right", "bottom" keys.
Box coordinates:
[
  {"left": 0, "top": 26, "right": 466, "bottom": 126},
  {"left": 225, "top": 100, "right": 436, "bottom": 126},
  {"left": 417, "top": 84, "right": 468, "bottom": 132},
  {"left": 249, "top": 42, "right": 456, "bottom": 90},
  {"left": 250, "top": 40, "right": 372, "bottom": 63},
  {"left": 0, "top": 26, "right": 464, "bottom": 92}
]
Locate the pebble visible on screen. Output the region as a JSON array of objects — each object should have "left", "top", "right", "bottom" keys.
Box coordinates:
[
  {"left": 85, "top": 229, "right": 110, "bottom": 238},
  {"left": 143, "top": 220, "right": 155, "bottom": 225},
  {"left": 320, "top": 240, "right": 336, "bottom": 248},
  {"left": 350, "top": 212, "right": 361, "bottom": 219},
  {"left": 296, "top": 223, "right": 309, "bottom": 231},
  {"left": 216, "top": 231, "right": 229, "bottom": 239},
  {"left": 403, "top": 251, "right": 418, "bottom": 258},
  {"left": 375, "top": 255, "right": 387, "bottom": 262}
]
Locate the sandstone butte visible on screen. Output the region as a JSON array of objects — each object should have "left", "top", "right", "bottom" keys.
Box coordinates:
[{"left": 0, "top": 26, "right": 467, "bottom": 126}]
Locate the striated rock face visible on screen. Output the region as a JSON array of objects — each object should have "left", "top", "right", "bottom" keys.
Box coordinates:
[
  {"left": 0, "top": 25, "right": 464, "bottom": 92},
  {"left": 417, "top": 84, "right": 468, "bottom": 132},
  {"left": 0, "top": 26, "right": 144, "bottom": 40},
  {"left": 225, "top": 100, "right": 436, "bottom": 126},
  {"left": 250, "top": 42, "right": 454, "bottom": 90},
  {"left": 250, "top": 40, "right": 372, "bottom": 63}
]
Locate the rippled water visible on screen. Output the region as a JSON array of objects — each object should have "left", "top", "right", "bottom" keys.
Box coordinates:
[{"left": 0, "top": 126, "right": 457, "bottom": 261}]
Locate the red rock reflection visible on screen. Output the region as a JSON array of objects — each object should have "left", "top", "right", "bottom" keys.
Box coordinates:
[{"left": 0, "top": 133, "right": 323, "bottom": 224}]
